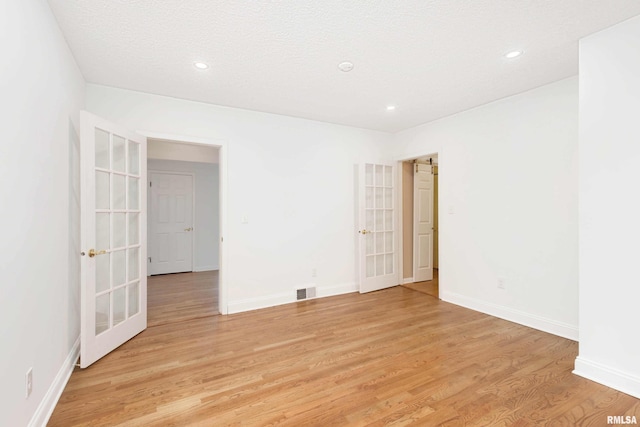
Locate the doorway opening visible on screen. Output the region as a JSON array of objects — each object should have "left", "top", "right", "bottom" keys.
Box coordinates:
[
  {"left": 399, "top": 154, "right": 439, "bottom": 299},
  {"left": 146, "top": 137, "right": 222, "bottom": 326}
]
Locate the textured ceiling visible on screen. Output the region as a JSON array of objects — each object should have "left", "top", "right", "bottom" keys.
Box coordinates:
[{"left": 48, "top": 1, "right": 640, "bottom": 132}]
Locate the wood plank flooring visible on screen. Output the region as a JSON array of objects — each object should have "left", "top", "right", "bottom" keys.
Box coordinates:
[
  {"left": 147, "top": 271, "right": 218, "bottom": 327},
  {"left": 49, "top": 283, "right": 639, "bottom": 426},
  {"left": 402, "top": 269, "right": 439, "bottom": 299}
]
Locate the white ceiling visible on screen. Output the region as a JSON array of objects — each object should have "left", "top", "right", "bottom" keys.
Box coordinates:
[{"left": 48, "top": 1, "right": 640, "bottom": 133}]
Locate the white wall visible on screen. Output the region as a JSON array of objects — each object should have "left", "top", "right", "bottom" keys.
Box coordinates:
[
  {"left": 148, "top": 159, "right": 220, "bottom": 271},
  {"left": 86, "top": 85, "right": 391, "bottom": 313},
  {"left": 575, "top": 15, "right": 640, "bottom": 399},
  {"left": 391, "top": 77, "right": 579, "bottom": 340},
  {"left": 0, "top": 1, "right": 85, "bottom": 426}
]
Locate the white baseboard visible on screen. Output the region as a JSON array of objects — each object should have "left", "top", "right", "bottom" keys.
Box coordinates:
[
  {"left": 317, "top": 282, "right": 358, "bottom": 297},
  {"left": 29, "top": 337, "right": 80, "bottom": 427},
  {"left": 574, "top": 356, "right": 640, "bottom": 399},
  {"left": 402, "top": 277, "right": 414, "bottom": 284},
  {"left": 440, "top": 290, "right": 579, "bottom": 341},
  {"left": 228, "top": 292, "right": 292, "bottom": 314},
  {"left": 227, "top": 282, "right": 358, "bottom": 314},
  {"left": 193, "top": 265, "right": 219, "bottom": 272}
]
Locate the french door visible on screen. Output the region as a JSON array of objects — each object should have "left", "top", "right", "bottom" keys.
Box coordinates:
[
  {"left": 80, "top": 111, "right": 147, "bottom": 368},
  {"left": 358, "top": 163, "right": 398, "bottom": 293}
]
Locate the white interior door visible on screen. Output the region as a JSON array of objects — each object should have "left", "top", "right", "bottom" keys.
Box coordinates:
[
  {"left": 358, "top": 163, "right": 397, "bottom": 293},
  {"left": 413, "top": 163, "right": 434, "bottom": 282},
  {"left": 80, "top": 111, "right": 147, "bottom": 368},
  {"left": 149, "top": 172, "right": 194, "bottom": 275}
]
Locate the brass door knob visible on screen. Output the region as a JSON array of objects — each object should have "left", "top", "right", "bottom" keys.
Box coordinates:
[
  {"left": 88, "top": 249, "right": 107, "bottom": 258},
  {"left": 359, "top": 229, "right": 370, "bottom": 235},
  {"left": 184, "top": 227, "right": 193, "bottom": 232}
]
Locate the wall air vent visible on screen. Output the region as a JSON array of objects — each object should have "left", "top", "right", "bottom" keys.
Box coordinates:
[{"left": 296, "top": 287, "right": 317, "bottom": 301}]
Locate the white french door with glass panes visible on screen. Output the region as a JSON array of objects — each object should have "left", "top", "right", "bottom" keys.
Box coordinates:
[
  {"left": 358, "top": 163, "right": 397, "bottom": 293},
  {"left": 80, "top": 111, "right": 147, "bottom": 368}
]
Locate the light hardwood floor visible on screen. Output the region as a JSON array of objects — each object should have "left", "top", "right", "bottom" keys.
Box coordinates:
[
  {"left": 147, "top": 270, "right": 218, "bottom": 327},
  {"left": 49, "top": 280, "right": 639, "bottom": 426},
  {"left": 402, "top": 269, "right": 439, "bottom": 299}
]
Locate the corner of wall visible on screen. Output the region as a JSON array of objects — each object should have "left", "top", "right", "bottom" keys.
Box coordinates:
[{"left": 574, "top": 356, "right": 640, "bottom": 400}]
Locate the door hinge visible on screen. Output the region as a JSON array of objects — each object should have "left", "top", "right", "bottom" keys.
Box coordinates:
[
  {"left": 149, "top": 181, "right": 152, "bottom": 187},
  {"left": 148, "top": 257, "right": 151, "bottom": 263}
]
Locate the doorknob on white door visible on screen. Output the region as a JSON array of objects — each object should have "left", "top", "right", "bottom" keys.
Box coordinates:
[
  {"left": 359, "top": 229, "right": 370, "bottom": 235},
  {"left": 88, "top": 249, "right": 107, "bottom": 258},
  {"left": 184, "top": 227, "right": 193, "bottom": 232}
]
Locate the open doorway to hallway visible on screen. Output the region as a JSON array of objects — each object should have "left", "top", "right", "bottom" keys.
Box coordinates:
[
  {"left": 400, "top": 154, "right": 439, "bottom": 299},
  {"left": 146, "top": 138, "right": 221, "bottom": 324}
]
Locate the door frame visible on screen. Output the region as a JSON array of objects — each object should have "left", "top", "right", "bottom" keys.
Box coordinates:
[
  {"left": 147, "top": 170, "right": 196, "bottom": 275},
  {"left": 396, "top": 150, "right": 442, "bottom": 293},
  {"left": 138, "top": 131, "right": 228, "bottom": 315}
]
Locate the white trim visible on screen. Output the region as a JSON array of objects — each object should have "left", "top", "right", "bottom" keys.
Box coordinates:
[
  {"left": 396, "top": 150, "right": 441, "bottom": 293},
  {"left": 396, "top": 165, "right": 405, "bottom": 287},
  {"left": 574, "top": 356, "right": 640, "bottom": 399},
  {"left": 317, "top": 282, "right": 358, "bottom": 297},
  {"left": 29, "top": 337, "right": 80, "bottom": 427},
  {"left": 138, "top": 131, "right": 227, "bottom": 315},
  {"left": 441, "top": 290, "right": 579, "bottom": 341},
  {"left": 402, "top": 277, "right": 415, "bottom": 284},
  {"left": 228, "top": 292, "right": 292, "bottom": 314},
  {"left": 218, "top": 145, "right": 228, "bottom": 314},
  {"left": 193, "top": 265, "right": 219, "bottom": 272},
  {"left": 228, "top": 283, "right": 358, "bottom": 314}
]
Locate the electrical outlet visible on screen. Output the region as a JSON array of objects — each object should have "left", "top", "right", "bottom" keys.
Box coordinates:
[
  {"left": 498, "top": 278, "right": 506, "bottom": 290},
  {"left": 25, "top": 368, "right": 33, "bottom": 398}
]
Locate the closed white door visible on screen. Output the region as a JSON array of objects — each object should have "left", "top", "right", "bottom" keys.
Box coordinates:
[
  {"left": 80, "top": 111, "right": 147, "bottom": 368},
  {"left": 358, "top": 163, "right": 398, "bottom": 293},
  {"left": 149, "top": 172, "right": 194, "bottom": 275},
  {"left": 413, "top": 163, "right": 434, "bottom": 282}
]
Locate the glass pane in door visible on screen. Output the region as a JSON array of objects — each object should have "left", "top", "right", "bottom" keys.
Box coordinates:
[
  {"left": 95, "top": 293, "right": 110, "bottom": 335},
  {"left": 95, "top": 255, "right": 110, "bottom": 293},
  {"left": 112, "top": 135, "right": 126, "bottom": 173},
  {"left": 113, "top": 287, "right": 126, "bottom": 326},
  {"left": 113, "top": 213, "right": 126, "bottom": 248},
  {"left": 128, "top": 282, "right": 139, "bottom": 316},
  {"left": 112, "top": 250, "right": 126, "bottom": 287},
  {"left": 112, "top": 174, "right": 126, "bottom": 210},
  {"left": 128, "top": 213, "right": 139, "bottom": 245},
  {"left": 128, "top": 141, "right": 139, "bottom": 175},
  {"left": 96, "top": 213, "right": 110, "bottom": 250},
  {"left": 95, "top": 129, "right": 110, "bottom": 169}
]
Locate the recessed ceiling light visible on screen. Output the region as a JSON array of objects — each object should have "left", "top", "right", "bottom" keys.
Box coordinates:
[
  {"left": 386, "top": 105, "right": 396, "bottom": 111},
  {"left": 194, "top": 62, "right": 209, "bottom": 70},
  {"left": 505, "top": 50, "right": 523, "bottom": 59},
  {"left": 338, "top": 61, "right": 354, "bottom": 72}
]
